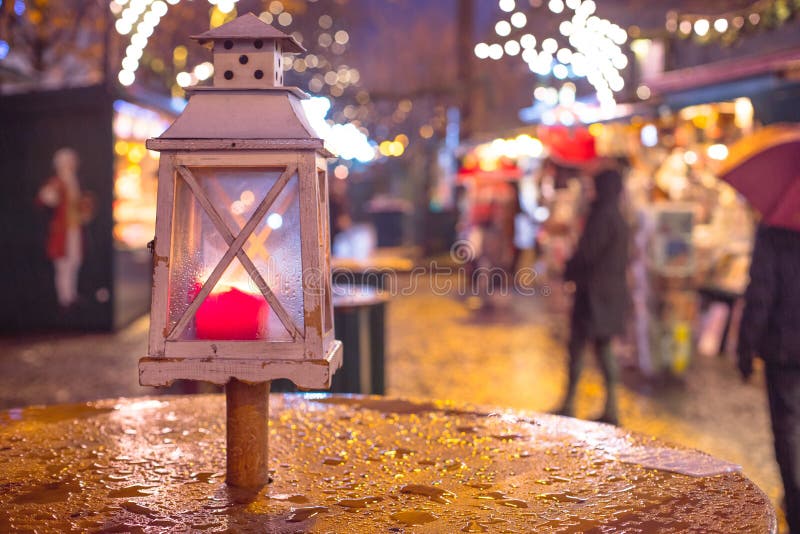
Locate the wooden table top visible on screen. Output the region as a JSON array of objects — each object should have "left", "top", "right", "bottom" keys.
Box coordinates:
[{"left": 0, "top": 394, "right": 776, "bottom": 532}]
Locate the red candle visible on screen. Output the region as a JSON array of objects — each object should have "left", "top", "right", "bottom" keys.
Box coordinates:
[{"left": 190, "top": 282, "right": 269, "bottom": 340}]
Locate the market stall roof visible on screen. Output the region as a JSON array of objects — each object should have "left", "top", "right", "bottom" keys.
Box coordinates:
[{"left": 647, "top": 46, "right": 800, "bottom": 107}]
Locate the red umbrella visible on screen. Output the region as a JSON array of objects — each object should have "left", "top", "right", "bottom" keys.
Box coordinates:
[
  {"left": 538, "top": 125, "right": 597, "bottom": 165},
  {"left": 718, "top": 124, "right": 800, "bottom": 232}
]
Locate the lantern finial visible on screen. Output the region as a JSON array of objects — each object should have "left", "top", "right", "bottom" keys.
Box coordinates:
[{"left": 191, "top": 13, "right": 305, "bottom": 89}]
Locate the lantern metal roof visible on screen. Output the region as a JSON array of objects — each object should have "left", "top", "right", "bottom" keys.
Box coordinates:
[
  {"left": 191, "top": 12, "right": 305, "bottom": 53},
  {"left": 147, "top": 14, "right": 327, "bottom": 154}
]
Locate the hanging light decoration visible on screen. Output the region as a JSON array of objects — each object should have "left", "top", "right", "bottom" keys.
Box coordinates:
[
  {"left": 475, "top": 0, "right": 629, "bottom": 111},
  {"left": 111, "top": 0, "right": 198, "bottom": 88},
  {"left": 665, "top": 0, "right": 800, "bottom": 45}
]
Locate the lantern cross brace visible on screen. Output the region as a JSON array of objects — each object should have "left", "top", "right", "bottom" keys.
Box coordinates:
[
  {"left": 167, "top": 165, "right": 303, "bottom": 342},
  {"left": 208, "top": 178, "right": 295, "bottom": 262}
]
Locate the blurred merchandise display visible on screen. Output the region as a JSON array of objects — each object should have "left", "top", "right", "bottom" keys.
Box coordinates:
[
  {"left": 596, "top": 98, "right": 760, "bottom": 376},
  {"left": 111, "top": 100, "right": 171, "bottom": 250}
]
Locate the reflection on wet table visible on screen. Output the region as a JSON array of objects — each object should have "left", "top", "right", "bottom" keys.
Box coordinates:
[{"left": 0, "top": 394, "right": 776, "bottom": 532}]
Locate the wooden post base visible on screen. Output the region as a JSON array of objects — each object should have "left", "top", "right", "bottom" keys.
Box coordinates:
[{"left": 225, "top": 379, "right": 270, "bottom": 489}]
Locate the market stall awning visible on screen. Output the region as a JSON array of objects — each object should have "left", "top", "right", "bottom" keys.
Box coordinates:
[{"left": 647, "top": 46, "right": 800, "bottom": 107}]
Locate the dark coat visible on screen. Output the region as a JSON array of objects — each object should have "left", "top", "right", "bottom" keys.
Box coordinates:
[
  {"left": 565, "top": 170, "right": 630, "bottom": 338},
  {"left": 738, "top": 225, "right": 800, "bottom": 367}
]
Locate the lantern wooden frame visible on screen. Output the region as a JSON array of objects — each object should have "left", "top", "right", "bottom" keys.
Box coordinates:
[
  {"left": 138, "top": 14, "right": 342, "bottom": 390},
  {"left": 140, "top": 148, "right": 341, "bottom": 389}
]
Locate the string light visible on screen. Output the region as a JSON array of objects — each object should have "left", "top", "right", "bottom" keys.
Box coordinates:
[
  {"left": 504, "top": 40, "right": 521, "bottom": 56},
  {"left": 495, "top": 20, "right": 512, "bottom": 37},
  {"left": 479, "top": 0, "right": 630, "bottom": 108},
  {"left": 113, "top": 0, "right": 239, "bottom": 88},
  {"left": 548, "top": 0, "right": 564, "bottom": 14},
  {"left": 510, "top": 12, "right": 527, "bottom": 28},
  {"left": 693, "top": 19, "right": 710, "bottom": 37},
  {"left": 474, "top": 42, "right": 490, "bottom": 59},
  {"left": 666, "top": 0, "right": 799, "bottom": 44},
  {"left": 499, "top": 0, "right": 515, "bottom": 12}
]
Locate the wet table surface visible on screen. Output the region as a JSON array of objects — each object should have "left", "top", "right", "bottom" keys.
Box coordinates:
[{"left": 0, "top": 394, "right": 776, "bottom": 533}]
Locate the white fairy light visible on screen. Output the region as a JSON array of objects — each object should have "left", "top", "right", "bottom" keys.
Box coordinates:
[
  {"left": 477, "top": 0, "right": 628, "bottom": 110},
  {"left": 510, "top": 12, "right": 527, "bottom": 28},
  {"left": 118, "top": 70, "right": 135, "bottom": 86},
  {"left": 495, "top": 20, "right": 512, "bottom": 37},
  {"left": 176, "top": 71, "right": 192, "bottom": 87},
  {"left": 115, "top": 19, "right": 133, "bottom": 34},
  {"left": 521, "top": 48, "right": 537, "bottom": 63},
  {"left": 193, "top": 61, "right": 214, "bottom": 81},
  {"left": 553, "top": 64, "right": 569, "bottom": 79},
  {"left": 542, "top": 38, "right": 558, "bottom": 54},
  {"left": 694, "top": 19, "right": 710, "bottom": 37},
  {"left": 474, "top": 42, "right": 490, "bottom": 59},
  {"left": 488, "top": 43, "right": 504, "bottom": 60},
  {"left": 504, "top": 40, "right": 521, "bottom": 56},
  {"left": 121, "top": 56, "right": 139, "bottom": 71},
  {"left": 548, "top": 0, "right": 564, "bottom": 14},
  {"left": 499, "top": 0, "right": 515, "bottom": 13},
  {"left": 520, "top": 34, "right": 537, "bottom": 48}
]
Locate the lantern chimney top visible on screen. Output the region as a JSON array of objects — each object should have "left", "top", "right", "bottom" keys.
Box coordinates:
[{"left": 191, "top": 13, "right": 305, "bottom": 89}]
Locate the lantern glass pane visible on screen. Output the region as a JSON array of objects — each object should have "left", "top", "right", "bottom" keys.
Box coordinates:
[{"left": 166, "top": 167, "right": 303, "bottom": 341}]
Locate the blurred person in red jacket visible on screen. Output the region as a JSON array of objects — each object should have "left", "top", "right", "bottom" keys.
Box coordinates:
[{"left": 37, "top": 148, "right": 92, "bottom": 309}]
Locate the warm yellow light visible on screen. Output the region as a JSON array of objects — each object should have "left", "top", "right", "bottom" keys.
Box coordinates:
[
  {"left": 128, "top": 144, "right": 146, "bottom": 163},
  {"left": 173, "top": 45, "right": 187, "bottom": 65},
  {"left": 691, "top": 114, "right": 708, "bottom": 129},
  {"left": 210, "top": 6, "right": 235, "bottom": 28},
  {"left": 114, "top": 140, "right": 130, "bottom": 156},
  {"left": 478, "top": 156, "right": 498, "bottom": 172},
  {"left": 379, "top": 140, "right": 392, "bottom": 156},
  {"left": 395, "top": 134, "right": 409, "bottom": 147},
  {"left": 389, "top": 141, "right": 405, "bottom": 157},
  {"left": 588, "top": 123, "right": 604, "bottom": 137},
  {"left": 419, "top": 125, "right": 434, "bottom": 139}
]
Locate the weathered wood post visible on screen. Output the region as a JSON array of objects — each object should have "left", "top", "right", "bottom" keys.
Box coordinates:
[{"left": 138, "top": 13, "right": 342, "bottom": 489}]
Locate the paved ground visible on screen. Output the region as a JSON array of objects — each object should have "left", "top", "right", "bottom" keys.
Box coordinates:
[{"left": 0, "top": 275, "right": 785, "bottom": 529}]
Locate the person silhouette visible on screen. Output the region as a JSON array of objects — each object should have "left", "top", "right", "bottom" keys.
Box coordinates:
[
  {"left": 37, "top": 148, "right": 88, "bottom": 309},
  {"left": 555, "top": 166, "right": 629, "bottom": 425}
]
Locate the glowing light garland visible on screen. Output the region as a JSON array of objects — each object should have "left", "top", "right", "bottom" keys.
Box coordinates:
[
  {"left": 475, "top": 0, "right": 629, "bottom": 112},
  {"left": 111, "top": 0, "right": 197, "bottom": 87},
  {"left": 666, "top": 0, "right": 800, "bottom": 45},
  {"left": 109, "top": 0, "right": 378, "bottom": 163}
]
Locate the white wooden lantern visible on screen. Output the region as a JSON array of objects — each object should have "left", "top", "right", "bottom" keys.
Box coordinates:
[{"left": 139, "top": 13, "right": 342, "bottom": 390}]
